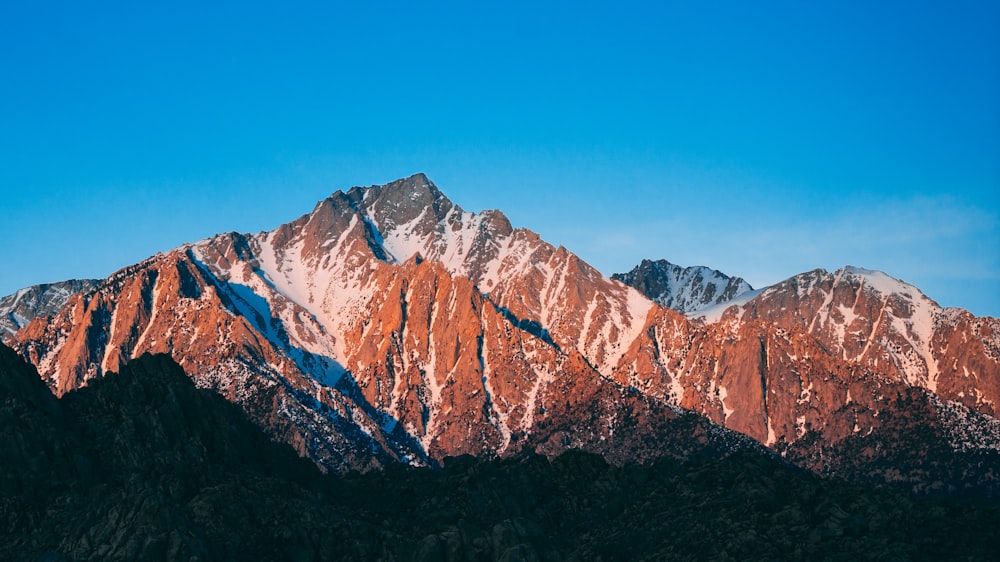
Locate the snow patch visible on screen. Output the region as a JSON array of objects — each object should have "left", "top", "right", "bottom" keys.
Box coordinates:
[
  {"left": 718, "top": 385, "right": 734, "bottom": 422},
  {"left": 692, "top": 288, "right": 765, "bottom": 323}
]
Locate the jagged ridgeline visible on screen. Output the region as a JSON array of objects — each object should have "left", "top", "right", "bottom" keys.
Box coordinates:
[
  {"left": 611, "top": 258, "right": 754, "bottom": 314},
  {"left": 1, "top": 346, "right": 997, "bottom": 561},
  {"left": 4, "top": 174, "right": 1000, "bottom": 495}
]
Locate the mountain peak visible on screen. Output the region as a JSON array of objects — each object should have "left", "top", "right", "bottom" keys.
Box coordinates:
[
  {"left": 395, "top": 171, "right": 435, "bottom": 191},
  {"left": 362, "top": 172, "right": 440, "bottom": 200},
  {"left": 841, "top": 265, "right": 880, "bottom": 276},
  {"left": 836, "top": 265, "right": 925, "bottom": 299},
  {"left": 614, "top": 258, "right": 752, "bottom": 314},
  {"left": 774, "top": 266, "right": 941, "bottom": 313},
  {"left": 348, "top": 173, "right": 456, "bottom": 226}
]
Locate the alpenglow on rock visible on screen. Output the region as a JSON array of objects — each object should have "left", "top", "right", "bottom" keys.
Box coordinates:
[
  {"left": 8, "top": 174, "right": 1000, "bottom": 491},
  {"left": 707, "top": 266, "right": 1000, "bottom": 417},
  {"left": 11, "top": 174, "right": 760, "bottom": 473}
]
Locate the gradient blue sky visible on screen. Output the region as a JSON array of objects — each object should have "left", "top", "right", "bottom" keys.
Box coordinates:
[{"left": 2, "top": 1, "right": 998, "bottom": 316}]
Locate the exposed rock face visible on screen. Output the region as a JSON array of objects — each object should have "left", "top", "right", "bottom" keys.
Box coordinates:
[
  {"left": 9, "top": 174, "right": 1000, "bottom": 490},
  {"left": 612, "top": 307, "right": 1000, "bottom": 490},
  {"left": 11, "top": 175, "right": 758, "bottom": 472},
  {"left": 0, "top": 279, "right": 100, "bottom": 337},
  {"left": 701, "top": 267, "right": 1000, "bottom": 418},
  {"left": 613, "top": 258, "right": 752, "bottom": 314}
]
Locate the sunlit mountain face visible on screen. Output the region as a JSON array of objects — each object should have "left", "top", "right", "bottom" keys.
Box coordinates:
[{"left": 4, "top": 175, "right": 997, "bottom": 499}]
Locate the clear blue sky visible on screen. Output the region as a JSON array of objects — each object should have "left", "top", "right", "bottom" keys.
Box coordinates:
[{"left": 2, "top": 1, "right": 998, "bottom": 316}]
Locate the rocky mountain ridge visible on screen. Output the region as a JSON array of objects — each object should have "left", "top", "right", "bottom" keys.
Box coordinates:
[
  {"left": 8, "top": 174, "right": 1000, "bottom": 491},
  {"left": 11, "top": 175, "right": 760, "bottom": 473},
  {"left": 700, "top": 266, "right": 1000, "bottom": 417}
]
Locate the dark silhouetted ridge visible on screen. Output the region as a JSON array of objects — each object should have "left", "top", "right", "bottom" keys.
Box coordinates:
[{"left": 2, "top": 343, "right": 999, "bottom": 561}]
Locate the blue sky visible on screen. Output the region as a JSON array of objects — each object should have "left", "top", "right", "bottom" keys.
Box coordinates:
[{"left": 2, "top": 1, "right": 998, "bottom": 316}]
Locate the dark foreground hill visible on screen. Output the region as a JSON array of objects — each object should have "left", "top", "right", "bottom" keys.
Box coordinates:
[{"left": 2, "top": 345, "right": 997, "bottom": 561}]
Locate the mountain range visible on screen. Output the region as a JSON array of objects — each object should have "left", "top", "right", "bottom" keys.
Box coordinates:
[{"left": 4, "top": 173, "right": 999, "bottom": 495}]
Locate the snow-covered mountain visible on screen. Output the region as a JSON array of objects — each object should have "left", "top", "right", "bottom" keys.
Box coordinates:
[
  {"left": 233, "top": 173, "right": 654, "bottom": 378},
  {"left": 613, "top": 258, "right": 753, "bottom": 314},
  {"left": 12, "top": 175, "right": 753, "bottom": 471},
  {"left": 0, "top": 280, "right": 100, "bottom": 337},
  {"left": 9, "top": 174, "right": 1000, "bottom": 489}
]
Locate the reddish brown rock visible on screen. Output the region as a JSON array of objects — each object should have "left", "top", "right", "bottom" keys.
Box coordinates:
[{"left": 8, "top": 175, "right": 999, "bottom": 487}]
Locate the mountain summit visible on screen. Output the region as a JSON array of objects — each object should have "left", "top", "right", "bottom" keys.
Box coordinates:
[
  {"left": 613, "top": 258, "right": 753, "bottom": 314},
  {"left": 9, "top": 174, "right": 1000, "bottom": 491}
]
